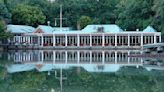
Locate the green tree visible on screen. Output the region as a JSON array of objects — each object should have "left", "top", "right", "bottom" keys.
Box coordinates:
[
  {"left": 115, "top": 0, "right": 154, "bottom": 30},
  {"left": 2, "top": 0, "right": 164, "bottom": 39},
  {"left": 152, "top": 0, "right": 164, "bottom": 35},
  {"left": 0, "top": 1, "right": 12, "bottom": 41},
  {"left": 0, "top": 20, "right": 12, "bottom": 40},
  {"left": 0, "top": 1, "right": 11, "bottom": 23},
  {"left": 78, "top": 16, "right": 92, "bottom": 29},
  {"left": 12, "top": 4, "right": 46, "bottom": 27},
  {"left": 4, "top": 0, "right": 119, "bottom": 28}
]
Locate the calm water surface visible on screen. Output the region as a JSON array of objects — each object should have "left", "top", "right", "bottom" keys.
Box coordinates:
[{"left": 0, "top": 50, "right": 164, "bottom": 92}]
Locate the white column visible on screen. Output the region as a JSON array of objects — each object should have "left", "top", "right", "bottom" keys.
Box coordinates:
[
  {"left": 154, "top": 34, "right": 156, "bottom": 44},
  {"left": 96, "top": 36, "right": 98, "bottom": 45},
  {"left": 115, "top": 34, "right": 117, "bottom": 46},
  {"left": 53, "top": 35, "right": 55, "bottom": 46},
  {"left": 90, "top": 51, "right": 92, "bottom": 64},
  {"left": 140, "top": 51, "right": 143, "bottom": 64},
  {"left": 28, "top": 37, "right": 30, "bottom": 44},
  {"left": 77, "top": 34, "right": 80, "bottom": 46},
  {"left": 102, "top": 34, "right": 105, "bottom": 47},
  {"left": 128, "top": 34, "right": 130, "bottom": 47},
  {"left": 141, "top": 33, "right": 143, "bottom": 47},
  {"left": 22, "top": 36, "right": 26, "bottom": 42},
  {"left": 41, "top": 36, "right": 43, "bottom": 47},
  {"left": 120, "top": 36, "right": 122, "bottom": 45},
  {"left": 77, "top": 51, "right": 80, "bottom": 64},
  {"left": 102, "top": 51, "right": 105, "bottom": 64},
  {"left": 53, "top": 51, "right": 56, "bottom": 64},
  {"left": 115, "top": 51, "right": 117, "bottom": 64},
  {"left": 65, "top": 51, "right": 67, "bottom": 64},
  {"left": 41, "top": 51, "right": 44, "bottom": 62},
  {"left": 128, "top": 51, "right": 130, "bottom": 64},
  {"left": 65, "top": 34, "right": 67, "bottom": 46},
  {"left": 90, "top": 34, "right": 92, "bottom": 47},
  {"left": 159, "top": 35, "right": 161, "bottom": 43}
]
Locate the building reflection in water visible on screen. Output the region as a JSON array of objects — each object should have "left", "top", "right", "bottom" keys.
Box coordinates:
[
  {"left": 6, "top": 50, "right": 164, "bottom": 73},
  {"left": 8, "top": 50, "right": 141, "bottom": 64},
  {"left": 6, "top": 50, "right": 145, "bottom": 73}
]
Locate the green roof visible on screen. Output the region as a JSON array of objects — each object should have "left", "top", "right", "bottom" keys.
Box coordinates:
[
  {"left": 143, "top": 26, "right": 156, "bottom": 32},
  {"left": 7, "top": 24, "right": 160, "bottom": 34},
  {"left": 7, "top": 25, "right": 35, "bottom": 33},
  {"left": 53, "top": 24, "right": 123, "bottom": 34}
]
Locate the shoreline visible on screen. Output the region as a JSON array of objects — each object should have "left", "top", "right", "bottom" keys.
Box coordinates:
[{"left": 3, "top": 45, "right": 142, "bottom": 50}]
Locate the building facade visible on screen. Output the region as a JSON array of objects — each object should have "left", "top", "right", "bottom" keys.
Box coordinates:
[{"left": 7, "top": 24, "right": 161, "bottom": 49}]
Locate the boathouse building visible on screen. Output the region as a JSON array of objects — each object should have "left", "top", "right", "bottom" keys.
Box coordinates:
[{"left": 7, "top": 24, "right": 161, "bottom": 49}]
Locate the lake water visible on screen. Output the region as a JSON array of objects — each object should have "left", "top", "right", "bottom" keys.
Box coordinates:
[{"left": 0, "top": 50, "right": 164, "bottom": 92}]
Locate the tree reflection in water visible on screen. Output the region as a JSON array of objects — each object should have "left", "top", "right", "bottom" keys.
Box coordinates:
[{"left": 0, "top": 66, "right": 163, "bottom": 92}]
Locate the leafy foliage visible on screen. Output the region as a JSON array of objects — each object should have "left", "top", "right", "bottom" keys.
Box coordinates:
[
  {"left": 0, "top": 1, "right": 11, "bottom": 22},
  {"left": 78, "top": 16, "right": 92, "bottom": 29},
  {"left": 12, "top": 4, "right": 46, "bottom": 27},
  {"left": 0, "top": 20, "right": 12, "bottom": 40},
  {"left": 152, "top": 0, "right": 164, "bottom": 35},
  {"left": 115, "top": 0, "right": 155, "bottom": 30},
  {"left": 0, "top": 1, "right": 12, "bottom": 40},
  {"left": 0, "top": 0, "right": 164, "bottom": 37}
]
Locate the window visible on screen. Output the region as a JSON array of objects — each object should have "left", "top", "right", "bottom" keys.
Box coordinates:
[{"left": 97, "top": 27, "right": 104, "bottom": 33}]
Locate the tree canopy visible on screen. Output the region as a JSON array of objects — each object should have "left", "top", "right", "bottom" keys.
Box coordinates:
[
  {"left": 0, "top": 1, "right": 12, "bottom": 40},
  {"left": 0, "top": 1, "right": 11, "bottom": 21},
  {"left": 12, "top": 4, "right": 46, "bottom": 27},
  {"left": 0, "top": 20, "right": 12, "bottom": 40},
  {"left": 78, "top": 16, "right": 92, "bottom": 29},
  {"left": 115, "top": 0, "right": 155, "bottom": 30},
  {"left": 0, "top": 0, "right": 164, "bottom": 35}
]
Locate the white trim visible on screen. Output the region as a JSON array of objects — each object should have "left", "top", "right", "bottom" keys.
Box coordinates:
[
  {"left": 115, "top": 34, "right": 117, "bottom": 46},
  {"left": 154, "top": 33, "right": 156, "bottom": 44},
  {"left": 65, "top": 34, "right": 67, "bottom": 46},
  {"left": 90, "top": 34, "right": 92, "bottom": 47}
]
